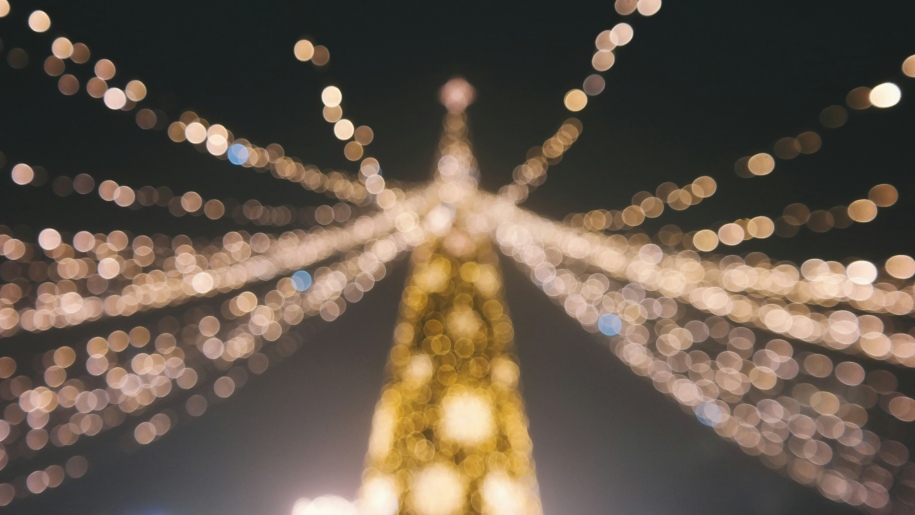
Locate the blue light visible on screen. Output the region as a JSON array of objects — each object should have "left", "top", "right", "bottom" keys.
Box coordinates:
[
  {"left": 597, "top": 313, "right": 622, "bottom": 336},
  {"left": 291, "top": 270, "right": 313, "bottom": 291},
  {"left": 695, "top": 402, "right": 724, "bottom": 427},
  {"left": 227, "top": 143, "right": 249, "bottom": 165}
]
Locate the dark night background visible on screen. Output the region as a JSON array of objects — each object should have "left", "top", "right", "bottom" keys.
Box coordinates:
[{"left": 1, "top": 1, "right": 915, "bottom": 513}]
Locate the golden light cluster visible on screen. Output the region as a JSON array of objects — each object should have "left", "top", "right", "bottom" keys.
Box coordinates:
[{"left": 0, "top": 1, "right": 913, "bottom": 513}]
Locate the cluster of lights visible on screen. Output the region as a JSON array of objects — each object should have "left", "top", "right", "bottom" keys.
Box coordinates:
[
  {"left": 500, "top": 2, "right": 662, "bottom": 204},
  {"left": 736, "top": 79, "right": 900, "bottom": 179},
  {"left": 6, "top": 6, "right": 378, "bottom": 209},
  {"left": 686, "top": 184, "right": 899, "bottom": 252},
  {"left": 567, "top": 54, "right": 912, "bottom": 231},
  {"left": 354, "top": 109, "right": 543, "bottom": 515},
  {"left": 0, "top": 229, "right": 413, "bottom": 505},
  {"left": 0, "top": 196, "right": 427, "bottom": 337},
  {"left": 567, "top": 175, "right": 717, "bottom": 231},
  {"left": 9, "top": 163, "right": 363, "bottom": 228},
  {"left": 492, "top": 198, "right": 913, "bottom": 509}
]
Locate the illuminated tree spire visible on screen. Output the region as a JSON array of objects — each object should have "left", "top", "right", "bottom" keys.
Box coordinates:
[{"left": 358, "top": 87, "right": 542, "bottom": 515}]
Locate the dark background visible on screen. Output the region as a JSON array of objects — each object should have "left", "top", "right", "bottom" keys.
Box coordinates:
[{"left": 1, "top": 1, "right": 914, "bottom": 513}]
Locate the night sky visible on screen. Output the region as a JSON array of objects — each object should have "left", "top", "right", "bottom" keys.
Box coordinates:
[{"left": 1, "top": 1, "right": 915, "bottom": 514}]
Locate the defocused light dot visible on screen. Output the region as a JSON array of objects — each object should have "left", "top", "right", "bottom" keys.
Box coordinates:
[
  {"left": 71, "top": 43, "right": 90, "bottom": 64},
  {"left": 343, "top": 141, "right": 364, "bottom": 161},
  {"left": 747, "top": 153, "right": 775, "bottom": 176},
  {"left": 38, "top": 228, "right": 61, "bottom": 251},
  {"left": 11, "top": 163, "right": 35, "bottom": 185},
  {"left": 903, "top": 55, "right": 915, "bottom": 78},
  {"left": 591, "top": 50, "right": 616, "bottom": 72},
  {"left": 292, "top": 270, "right": 313, "bottom": 291},
  {"left": 94, "top": 59, "right": 116, "bottom": 80},
  {"left": 0, "top": 0, "right": 9, "bottom": 18},
  {"left": 615, "top": 0, "right": 638, "bottom": 15},
  {"left": 846, "top": 86, "right": 872, "bottom": 110},
  {"left": 439, "top": 77, "right": 476, "bottom": 113},
  {"left": 695, "top": 402, "right": 724, "bottom": 426},
  {"left": 886, "top": 255, "right": 915, "bottom": 280},
  {"left": 598, "top": 314, "right": 622, "bottom": 336},
  {"left": 564, "top": 89, "right": 587, "bottom": 112},
  {"left": 125, "top": 80, "right": 147, "bottom": 101},
  {"left": 227, "top": 144, "right": 249, "bottom": 165},
  {"left": 323, "top": 105, "right": 343, "bottom": 123},
  {"left": 103, "top": 87, "right": 127, "bottom": 110},
  {"left": 334, "top": 119, "right": 355, "bottom": 140},
  {"left": 185, "top": 122, "right": 207, "bottom": 144},
  {"left": 294, "top": 39, "right": 315, "bottom": 61},
  {"left": 637, "top": 0, "right": 662, "bottom": 16},
  {"left": 58, "top": 74, "right": 79, "bottom": 95},
  {"left": 51, "top": 37, "right": 73, "bottom": 59},
  {"left": 354, "top": 126, "right": 375, "bottom": 145},
  {"left": 717, "top": 223, "right": 745, "bottom": 246},
  {"left": 214, "top": 376, "right": 236, "bottom": 398},
  {"left": 868, "top": 184, "right": 898, "bottom": 207},
  {"left": 583, "top": 74, "right": 606, "bottom": 96},
  {"left": 28, "top": 10, "right": 51, "bottom": 33},
  {"left": 610, "top": 23, "right": 634, "bottom": 46},
  {"left": 292, "top": 496, "right": 357, "bottom": 515},
  {"left": 322, "top": 86, "right": 343, "bottom": 107},
  {"left": 869, "top": 82, "right": 901, "bottom": 108},
  {"left": 86, "top": 77, "right": 107, "bottom": 98},
  {"left": 819, "top": 105, "right": 847, "bottom": 128},
  {"left": 847, "top": 199, "right": 878, "bottom": 223},
  {"left": 847, "top": 260, "right": 877, "bottom": 285},
  {"left": 7, "top": 48, "right": 28, "bottom": 69},
  {"left": 693, "top": 229, "right": 719, "bottom": 251},
  {"left": 43, "top": 56, "right": 65, "bottom": 77},
  {"left": 312, "top": 45, "right": 330, "bottom": 66}
]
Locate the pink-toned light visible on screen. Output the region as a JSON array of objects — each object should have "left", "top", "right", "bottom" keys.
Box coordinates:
[{"left": 439, "top": 78, "right": 476, "bottom": 113}]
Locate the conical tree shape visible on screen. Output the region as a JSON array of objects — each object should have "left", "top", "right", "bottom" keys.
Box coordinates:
[
  {"left": 359, "top": 233, "right": 542, "bottom": 515},
  {"left": 359, "top": 83, "right": 542, "bottom": 514}
]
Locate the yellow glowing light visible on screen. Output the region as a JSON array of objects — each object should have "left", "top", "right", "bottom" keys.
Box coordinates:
[
  {"left": 294, "top": 39, "right": 315, "bottom": 62},
  {"left": 333, "top": 119, "right": 355, "bottom": 140},
  {"left": 693, "top": 229, "right": 719, "bottom": 251},
  {"left": 322, "top": 86, "right": 343, "bottom": 107},
  {"left": 440, "top": 391, "right": 495, "bottom": 444},
  {"left": 51, "top": 38, "right": 74, "bottom": 59},
  {"left": 563, "top": 89, "right": 588, "bottom": 112},
  {"left": 409, "top": 464, "right": 464, "bottom": 515}
]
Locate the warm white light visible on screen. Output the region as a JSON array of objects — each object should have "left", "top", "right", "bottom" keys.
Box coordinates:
[
  {"left": 409, "top": 464, "right": 465, "bottom": 515},
  {"left": 440, "top": 391, "right": 495, "bottom": 445},
  {"left": 439, "top": 78, "right": 475, "bottom": 113},
  {"left": 291, "top": 496, "right": 357, "bottom": 515}
]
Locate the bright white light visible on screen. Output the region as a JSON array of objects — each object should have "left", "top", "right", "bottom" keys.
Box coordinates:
[
  {"left": 291, "top": 495, "right": 358, "bottom": 515},
  {"left": 440, "top": 391, "right": 495, "bottom": 445},
  {"left": 410, "top": 464, "right": 465, "bottom": 515},
  {"left": 358, "top": 475, "right": 399, "bottom": 515}
]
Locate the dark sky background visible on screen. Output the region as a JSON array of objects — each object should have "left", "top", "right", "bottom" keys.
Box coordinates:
[{"left": 1, "top": 1, "right": 915, "bottom": 514}]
